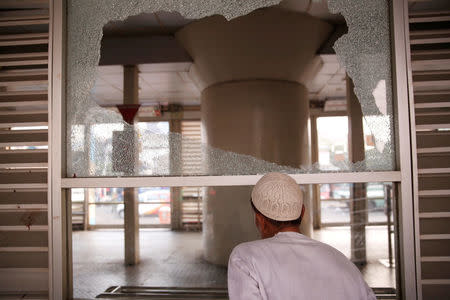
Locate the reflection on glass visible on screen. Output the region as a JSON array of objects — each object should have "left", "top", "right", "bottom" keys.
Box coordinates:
[
  {"left": 367, "top": 183, "right": 388, "bottom": 223},
  {"left": 313, "top": 226, "right": 396, "bottom": 288},
  {"left": 320, "top": 183, "right": 351, "bottom": 224},
  {"left": 137, "top": 122, "right": 170, "bottom": 175},
  {"left": 320, "top": 182, "right": 392, "bottom": 225},
  {"left": 72, "top": 187, "right": 172, "bottom": 227},
  {"left": 317, "top": 117, "right": 348, "bottom": 171},
  {"left": 316, "top": 181, "right": 396, "bottom": 288},
  {"left": 88, "top": 203, "right": 124, "bottom": 226},
  {"left": 71, "top": 184, "right": 396, "bottom": 291},
  {"left": 71, "top": 188, "right": 85, "bottom": 229}
]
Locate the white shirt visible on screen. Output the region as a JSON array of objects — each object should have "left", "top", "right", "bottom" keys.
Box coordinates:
[{"left": 228, "top": 232, "right": 376, "bottom": 300}]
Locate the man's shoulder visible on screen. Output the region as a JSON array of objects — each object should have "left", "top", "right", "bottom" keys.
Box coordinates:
[
  {"left": 232, "top": 239, "right": 264, "bottom": 253},
  {"left": 230, "top": 238, "right": 270, "bottom": 259},
  {"left": 231, "top": 233, "right": 348, "bottom": 262}
]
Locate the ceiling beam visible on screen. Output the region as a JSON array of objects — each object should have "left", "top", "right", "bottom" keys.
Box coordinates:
[{"left": 99, "top": 35, "right": 192, "bottom": 66}]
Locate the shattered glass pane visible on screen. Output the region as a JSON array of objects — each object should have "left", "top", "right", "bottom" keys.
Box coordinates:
[
  {"left": 67, "top": 0, "right": 396, "bottom": 177},
  {"left": 328, "top": 0, "right": 395, "bottom": 170}
]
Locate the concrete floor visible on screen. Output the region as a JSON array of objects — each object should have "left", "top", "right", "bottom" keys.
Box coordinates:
[
  {"left": 313, "top": 226, "right": 396, "bottom": 288},
  {"left": 73, "top": 230, "right": 227, "bottom": 299},
  {"left": 73, "top": 227, "right": 395, "bottom": 299}
]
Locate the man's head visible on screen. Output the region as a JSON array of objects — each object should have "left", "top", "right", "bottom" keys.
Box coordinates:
[{"left": 251, "top": 172, "right": 305, "bottom": 238}]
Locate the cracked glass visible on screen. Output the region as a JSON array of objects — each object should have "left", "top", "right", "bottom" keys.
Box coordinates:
[{"left": 67, "top": 0, "right": 395, "bottom": 177}]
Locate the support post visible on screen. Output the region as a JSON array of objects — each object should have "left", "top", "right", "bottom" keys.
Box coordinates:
[
  {"left": 83, "top": 189, "right": 89, "bottom": 230},
  {"left": 124, "top": 188, "right": 139, "bottom": 265},
  {"left": 123, "top": 65, "right": 139, "bottom": 105},
  {"left": 49, "top": 0, "right": 69, "bottom": 298},
  {"left": 170, "top": 187, "right": 182, "bottom": 230},
  {"left": 310, "top": 116, "right": 321, "bottom": 229},
  {"left": 65, "top": 190, "right": 73, "bottom": 299},
  {"left": 386, "top": 184, "right": 394, "bottom": 268},
  {"left": 347, "top": 75, "right": 367, "bottom": 265},
  {"left": 123, "top": 65, "right": 139, "bottom": 265},
  {"left": 392, "top": 1, "right": 420, "bottom": 298},
  {"left": 169, "top": 109, "right": 183, "bottom": 230}
]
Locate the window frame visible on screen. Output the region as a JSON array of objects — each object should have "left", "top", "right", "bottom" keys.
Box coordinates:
[{"left": 48, "top": 0, "right": 419, "bottom": 299}]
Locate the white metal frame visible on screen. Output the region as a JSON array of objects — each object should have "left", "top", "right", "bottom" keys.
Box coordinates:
[
  {"left": 61, "top": 172, "right": 401, "bottom": 188},
  {"left": 391, "top": 1, "right": 421, "bottom": 299},
  {"left": 48, "top": 0, "right": 419, "bottom": 299},
  {"left": 48, "top": 0, "right": 67, "bottom": 299},
  {"left": 400, "top": 0, "right": 423, "bottom": 297}
]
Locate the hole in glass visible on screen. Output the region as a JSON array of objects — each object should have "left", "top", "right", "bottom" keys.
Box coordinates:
[{"left": 67, "top": 0, "right": 395, "bottom": 178}]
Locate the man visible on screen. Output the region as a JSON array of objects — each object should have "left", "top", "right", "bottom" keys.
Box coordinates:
[{"left": 227, "top": 172, "right": 376, "bottom": 300}]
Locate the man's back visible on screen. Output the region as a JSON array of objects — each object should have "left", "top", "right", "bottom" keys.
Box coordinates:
[{"left": 228, "top": 231, "right": 376, "bottom": 300}]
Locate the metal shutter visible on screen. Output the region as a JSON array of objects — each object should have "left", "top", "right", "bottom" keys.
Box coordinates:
[
  {"left": 409, "top": 6, "right": 450, "bottom": 299},
  {"left": 0, "top": 3, "right": 50, "bottom": 298}
]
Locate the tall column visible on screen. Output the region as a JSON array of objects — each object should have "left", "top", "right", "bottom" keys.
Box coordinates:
[
  {"left": 83, "top": 189, "right": 89, "bottom": 230},
  {"left": 347, "top": 75, "right": 367, "bottom": 265},
  {"left": 202, "top": 80, "right": 311, "bottom": 265},
  {"left": 176, "top": 6, "right": 332, "bottom": 265},
  {"left": 310, "top": 116, "right": 321, "bottom": 229},
  {"left": 169, "top": 114, "right": 183, "bottom": 230},
  {"left": 123, "top": 65, "right": 139, "bottom": 265}
]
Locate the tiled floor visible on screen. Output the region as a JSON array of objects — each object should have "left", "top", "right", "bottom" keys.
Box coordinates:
[
  {"left": 72, "top": 230, "right": 227, "bottom": 299},
  {"left": 73, "top": 227, "right": 395, "bottom": 299},
  {"left": 314, "top": 226, "right": 396, "bottom": 288}
]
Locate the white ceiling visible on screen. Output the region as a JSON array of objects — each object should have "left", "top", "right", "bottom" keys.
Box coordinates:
[
  {"left": 306, "top": 54, "right": 347, "bottom": 101},
  {"left": 91, "top": 54, "right": 346, "bottom": 107},
  {"left": 92, "top": 63, "right": 201, "bottom": 107}
]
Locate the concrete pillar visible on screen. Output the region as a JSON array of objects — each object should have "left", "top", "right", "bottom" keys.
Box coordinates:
[
  {"left": 176, "top": 6, "right": 332, "bottom": 266},
  {"left": 169, "top": 117, "right": 183, "bottom": 230},
  {"left": 347, "top": 75, "right": 367, "bottom": 265},
  {"left": 310, "top": 116, "right": 321, "bottom": 229},
  {"left": 123, "top": 65, "right": 139, "bottom": 265},
  {"left": 202, "top": 80, "right": 311, "bottom": 265},
  {"left": 83, "top": 189, "right": 89, "bottom": 231},
  {"left": 124, "top": 187, "right": 139, "bottom": 265}
]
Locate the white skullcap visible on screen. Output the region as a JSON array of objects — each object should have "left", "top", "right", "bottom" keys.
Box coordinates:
[{"left": 251, "top": 172, "right": 303, "bottom": 221}]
